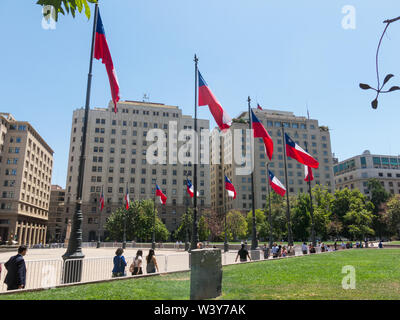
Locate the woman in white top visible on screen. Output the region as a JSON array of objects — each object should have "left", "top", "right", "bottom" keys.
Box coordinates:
[{"left": 130, "top": 250, "right": 143, "bottom": 275}]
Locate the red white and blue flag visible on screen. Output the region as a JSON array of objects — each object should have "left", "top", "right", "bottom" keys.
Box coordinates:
[
  {"left": 156, "top": 184, "right": 167, "bottom": 205},
  {"left": 99, "top": 188, "right": 105, "bottom": 211},
  {"left": 268, "top": 170, "right": 286, "bottom": 197},
  {"left": 198, "top": 71, "right": 232, "bottom": 131},
  {"left": 304, "top": 165, "right": 314, "bottom": 182},
  {"left": 186, "top": 179, "right": 199, "bottom": 198},
  {"left": 225, "top": 176, "right": 237, "bottom": 199},
  {"left": 124, "top": 186, "right": 130, "bottom": 210},
  {"left": 285, "top": 133, "right": 319, "bottom": 169},
  {"left": 94, "top": 10, "right": 120, "bottom": 113},
  {"left": 251, "top": 109, "right": 273, "bottom": 160},
  {"left": 257, "top": 104, "right": 263, "bottom": 110}
]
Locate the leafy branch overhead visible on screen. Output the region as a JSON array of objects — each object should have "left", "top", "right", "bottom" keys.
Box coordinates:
[
  {"left": 36, "top": 0, "right": 98, "bottom": 21},
  {"left": 359, "top": 16, "right": 400, "bottom": 109}
]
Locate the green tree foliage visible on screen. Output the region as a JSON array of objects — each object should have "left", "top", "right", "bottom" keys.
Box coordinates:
[
  {"left": 367, "top": 178, "right": 391, "bottom": 237},
  {"left": 198, "top": 215, "right": 211, "bottom": 241},
  {"left": 331, "top": 188, "right": 374, "bottom": 240},
  {"left": 246, "top": 209, "right": 267, "bottom": 239},
  {"left": 381, "top": 195, "right": 400, "bottom": 239},
  {"left": 224, "top": 210, "right": 248, "bottom": 241},
  {"left": 267, "top": 192, "right": 289, "bottom": 241},
  {"left": 173, "top": 208, "right": 192, "bottom": 242},
  {"left": 367, "top": 178, "right": 391, "bottom": 214},
  {"left": 37, "top": 0, "right": 98, "bottom": 21},
  {"left": 291, "top": 193, "right": 311, "bottom": 241},
  {"left": 105, "top": 199, "right": 169, "bottom": 242}
]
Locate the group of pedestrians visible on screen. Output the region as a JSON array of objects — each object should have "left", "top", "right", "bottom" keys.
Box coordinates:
[{"left": 112, "top": 248, "right": 159, "bottom": 277}]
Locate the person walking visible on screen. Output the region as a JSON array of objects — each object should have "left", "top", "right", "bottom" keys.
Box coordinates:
[
  {"left": 302, "top": 242, "right": 308, "bottom": 255},
  {"left": 112, "top": 248, "right": 127, "bottom": 278},
  {"left": 4, "top": 245, "right": 27, "bottom": 291},
  {"left": 262, "top": 243, "right": 269, "bottom": 259},
  {"left": 130, "top": 250, "right": 143, "bottom": 276},
  {"left": 235, "top": 244, "right": 251, "bottom": 263},
  {"left": 271, "top": 242, "right": 279, "bottom": 258},
  {"left": 378, "top": 241, "right": 383, "bottom": 249},
  {"left": 146, "top": 249, "right": 159, "bottom": 274},
  {"left": 334, "top": 241, "right": 337, "bottom": 251}
]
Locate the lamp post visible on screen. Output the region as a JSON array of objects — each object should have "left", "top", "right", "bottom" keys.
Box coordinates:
[{"left": 62, "top": 3, "right": 99, "bottom": 283}]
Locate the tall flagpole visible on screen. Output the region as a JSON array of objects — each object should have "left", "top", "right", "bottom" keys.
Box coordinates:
[
  {"left": 122, "top": 182, "right": 127, "bottom": 249},
  {"left": 282, "top": 125, "right": 293, "bottom": 246},
  {"left": 222, "top": 155, "right": 228, "bottom": 252},
  {"left": 96, "top": 185, "right": 103, "bottom": 248},
  {"left": 191, "top": 54, "right": 199, "bottom": 250},
  {"left": 248, "top": 97, "right": 258, "bottom": 250},
  {"left": 304, "top": 144, "right": 316, "bottom": 247},
  {"left": 62, "top": 3, "right": 99, "bottom": 283},
  {"left": 152, "top": 182, "right": 157, "bottom": 250},
  {"left": 266, "top": 163, "right": 273, "bottom": 249}
]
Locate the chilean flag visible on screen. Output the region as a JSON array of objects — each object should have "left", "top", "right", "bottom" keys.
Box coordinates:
[
  {"left": 186, "top": 179, "right": 199, "bottom": 198},
  {"left": 94, "top": 10, "right": 120, "bottom": 113},
  {"left": 257, "top": 104, "right": 263, "bottom": 110},
  {"left": 225, "top": 176, "right": 237, "bottom": 199},
  {"left": 251, "top": 109, "right": 273, "bottom": 161},
  {"left": 156, "top": 184, "right": 167, "bottom": 205},
  {"left": 304, "top": 165, "right": 314, "bottom": 182},
  {"left": 99, "top": 189, "right": 105, "bottom": 211},
  {"left": 285, "top": 133, "right": 319, "bottom": 169},
  {"left": 124, "top": 186, "right": 130, "bottom": 210},
  {"left": 198, "top": 71, "right": 232, "bottom": 131},
  {"left": 268, "top": 170, "right": 286, "bottom": 197}
]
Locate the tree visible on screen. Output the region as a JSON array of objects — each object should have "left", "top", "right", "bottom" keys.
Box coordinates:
[
  {"left": 202, "top": 209, "right": 224, "bottom": 241},
  {"left": 331, "top": 188, "right": 375, "bottom": 240},
  {"left": 291, "top": 193, "right": 311, "bottom": 241},
  {"left": 246, "top": 209, "right": 267, "bottom": 240},
  {"left": 105, "top": 199, "right": 169, "bottom": 242},
  {"left": 268, "top": 192, "right": 289, "bottom": 241},
  {"left": 37, "top": 0, "right": 98, "bottom": 21},
  {"left": 198, "top": 215, "right": 211, "bottom": 241},
  {"left": 312, "top": 185, "right": 333, "bottom": 241},
  {"left": 381, "top": 195, "right": 400, "bottom": 240},
  {"left": 173, "top": 208, "right": 192, "bottom": 242},
  {"left": 224, "top": 210, "right": 248, "bottom": 241},
  {"left": 367, "top": 178, "right": 391, "bottom": 237}
]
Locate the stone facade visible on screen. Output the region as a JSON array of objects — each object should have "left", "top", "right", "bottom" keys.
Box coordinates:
[
  {"left": 62, "top": 101, "right": 210, "bottom": 241},
  {"left": 0, "top": 113, "right": 53, "bottom": 245},
  {"left": 210, "top": 108, "right": 335, "bottom": 213},
  {"left": 47, "top": 185, "right": 65, "bottom": 242},
  {"left": 334, "top": 150, "right": 400, "bottom": 197}
]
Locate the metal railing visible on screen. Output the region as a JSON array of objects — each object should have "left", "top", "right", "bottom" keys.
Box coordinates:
[{"left": 0, "top": 246, "right": 363, "bottom": 294}]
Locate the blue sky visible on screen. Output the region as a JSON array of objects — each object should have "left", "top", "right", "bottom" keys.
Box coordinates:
[{"left": 1, "top": 1, "right": 399, "bottom": 187}]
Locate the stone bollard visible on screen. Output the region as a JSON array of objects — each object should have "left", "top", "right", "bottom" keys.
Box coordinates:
[
  {"left": 250, "top": 250, "right": 260, "bottom": 261},
  {"left": 190, "top": 249, "right": 222, "bottom": 300}
]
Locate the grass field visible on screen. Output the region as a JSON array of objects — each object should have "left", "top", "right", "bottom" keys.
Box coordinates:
[{"left": 1, "top": 249, "right": 399, "bottom": 300}]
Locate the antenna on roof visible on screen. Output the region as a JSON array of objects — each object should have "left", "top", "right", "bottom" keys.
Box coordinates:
[{"left": 143, "top": 93, "right": 150, "bottom": 102}]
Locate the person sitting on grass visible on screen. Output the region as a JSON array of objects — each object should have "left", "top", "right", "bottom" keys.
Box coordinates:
[
  {"left": 146, "top": 249, "right": 159, "bottom": 274},
  {"left": 112, "top": 248, "right": 127, "bottom": 278},
  {"left": 309, "top": 244, "right": 316, "bottom": 254},
  {"left": 235, "top": 244, "right": 251, "bottom": 263}
]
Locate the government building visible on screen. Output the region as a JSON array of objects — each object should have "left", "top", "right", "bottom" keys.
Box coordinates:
[
  {"left": 210, "top": 108, "right": 335, "bottom": 214},
  {"left": 0, "top": 113, "right": 54, "bottom": 245},
  {"left": 334, "top": 150, "right": 400, "bottom": 197},
  {"left": 62, "top": 101, "right": 210, "bottom": 242}
]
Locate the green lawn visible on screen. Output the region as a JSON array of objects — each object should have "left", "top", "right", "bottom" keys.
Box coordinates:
[{"left": 1, "top": 249, "right": 399, "bottom": 300}]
